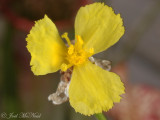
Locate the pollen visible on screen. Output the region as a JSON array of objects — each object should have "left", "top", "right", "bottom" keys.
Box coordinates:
[{"left": 61, "top": 33, "right": 94, "bottom": 71}]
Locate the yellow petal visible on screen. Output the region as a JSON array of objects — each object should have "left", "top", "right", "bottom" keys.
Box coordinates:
[
  {"left": 75, "top": 3, "right": 124, "bottom": 54},
  {"left": 69, "top": 61, "right": 125, "bottom": 116},
  {"left": 26, "top": 15, "right": 67, "bottom": 75}
]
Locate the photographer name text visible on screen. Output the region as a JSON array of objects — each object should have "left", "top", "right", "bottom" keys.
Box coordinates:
[{"left": 1, "top": 112, "right": 41, "bottom": 119}]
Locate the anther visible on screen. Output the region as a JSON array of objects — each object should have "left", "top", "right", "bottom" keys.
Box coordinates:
[
  {"left": 61, "top": 32, "right": 71, "bottom": 46},
  {"left": 61, "top": 63, "right": 68, "bottom": 71},
  {"left": 76, "top": 35, "right": 84, "bottom": 45}
]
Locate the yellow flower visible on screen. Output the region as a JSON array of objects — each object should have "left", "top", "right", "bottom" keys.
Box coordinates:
[{"left": 26, "top": 3, "right": 125, "bottom": 116}]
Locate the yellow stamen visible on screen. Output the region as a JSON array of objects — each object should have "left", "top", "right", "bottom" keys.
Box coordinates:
[
  {"left": 76, "top": 35, "right": 84, "bottom": 45},
  {"left": 75, "top": 35, "right": 84, "bottom": 50},
  {"left": 61, "top": 63, "right": 72, "bottom": 72},
  {"left": 61, "top": 32, "right": 71, "bottom": 46},
  {"left": 61, "top": 63, "right": 68, "bottom": 71},
  {"left": 68, "top": 45, "right": 74, "bottom": 55},
  {"left": 67, "top": 35, "right": 94, "bottom": 66},
  {"left": 61, "top": 34, "right": 94, "bottom": 71}
]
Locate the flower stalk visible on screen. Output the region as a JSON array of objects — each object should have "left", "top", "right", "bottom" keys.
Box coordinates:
[{"left": 95, "top": 113, "right": 107, "bottom": 120}]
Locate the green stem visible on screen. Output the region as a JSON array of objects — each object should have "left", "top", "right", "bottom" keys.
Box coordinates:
[
  {"left": 2, "top": 23, "right": 20, "bottom": 113},
  {"left": 94, "top": 113, "right": 107, "bottom": 120}
]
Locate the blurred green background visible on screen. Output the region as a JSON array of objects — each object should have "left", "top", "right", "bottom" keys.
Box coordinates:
[{"left": 0, "top": 0, "right": 160, "bottom": 120}]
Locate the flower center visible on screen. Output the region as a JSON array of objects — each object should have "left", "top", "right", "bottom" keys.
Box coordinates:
[{"left": 61, "top": 33, "right": 94, "bottom": 71}]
